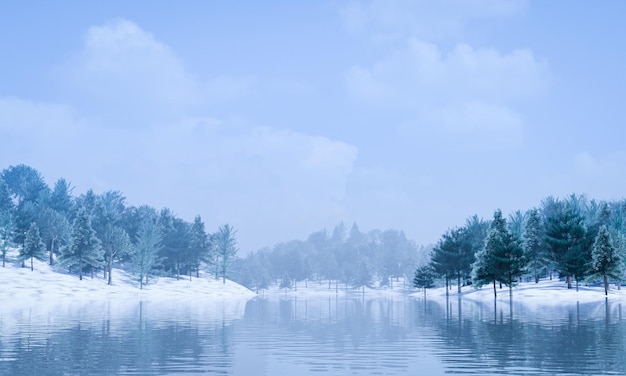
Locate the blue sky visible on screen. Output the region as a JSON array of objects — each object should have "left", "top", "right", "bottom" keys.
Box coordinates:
[{"left": 1, "top": 1, "right": 625, "bottom": 252}]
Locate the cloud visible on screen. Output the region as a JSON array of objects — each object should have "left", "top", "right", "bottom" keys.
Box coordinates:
[
  {"left": 346, "top": 35, "right": 545, "bottom": 150},
  {"left": 340, "top": 0, "right": 527, "bottom": 42}
]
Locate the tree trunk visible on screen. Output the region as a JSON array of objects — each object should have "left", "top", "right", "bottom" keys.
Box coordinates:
[
  {"left": 79, "top": 258, "right": 83, "bottom": 280},
  {"left": 604, "top": 274, "right": 609, "bottom": 295},
  {"left": 140, "top": 275, "right": 143, "bottom": 290},
  {"left": 445, "top": 277, "right": 449, "bottom": 297},
  {"left": 30, "top": 257, "right": 33, "bottom": 271},
  {"left": 534, "top": 261, "right": 539, "bottom": 283},
  {"left": 566, "top": 275, "right": 571, "bottom": 289},
  {"left": 493, "top": 279, "right": 497, "bottom": 298},
  {"left": 108, "top": 253, "right": 113, "bottom": 285},
  {"left": 509, "top": 274, "right": 513, "bottom": 297},
  {"left": 49, "top": 238, "right": 55, "bottom": 266},
  {"left": 457, "top": 271, "right": 461, "bottom": 294}
]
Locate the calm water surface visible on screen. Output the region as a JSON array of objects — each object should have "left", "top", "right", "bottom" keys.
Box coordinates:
[{"left": 1, "top": 294, "right": 625, "bottom": 375}]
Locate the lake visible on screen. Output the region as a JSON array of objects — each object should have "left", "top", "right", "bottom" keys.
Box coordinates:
[{"left": 1, "top": 294, "right": 625, "bottom": 375}]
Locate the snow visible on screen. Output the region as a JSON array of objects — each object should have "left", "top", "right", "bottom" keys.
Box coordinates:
[
  {"left": 411, "top": 277, "right": 626, "bottom": 309},
  {"left": 0, "top": 252, "right": 256, "bottom": 314}
]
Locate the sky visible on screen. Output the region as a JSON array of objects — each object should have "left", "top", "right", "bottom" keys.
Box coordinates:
[{"left": 1, "top": 1, "right": 626, "bottom": 253}]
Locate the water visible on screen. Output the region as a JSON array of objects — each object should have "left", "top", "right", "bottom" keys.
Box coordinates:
[{"left": 1, "top": 295, "right": 626, "bottom": 375}]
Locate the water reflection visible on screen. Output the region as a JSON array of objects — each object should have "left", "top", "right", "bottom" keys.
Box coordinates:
[{"left": 1, "top": 296, "right": 626, "bottom": 375}]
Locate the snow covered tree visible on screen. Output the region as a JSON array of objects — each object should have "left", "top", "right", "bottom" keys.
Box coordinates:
[
  {"left": 1, "top": 164, "right": 49, "bottom": 204},
  {"left": 61, "top": 207, "right": 103, "bottom": 280},
  {"left": 132, "top": 216, "right": 162, "bottom": 289},
  {"left": 93, "top": 191, "right": 126, "bottom": 282},
  {"left": 473, "top": 209, "right": 526, "bottom": 297},
  {"left": 430, "top": 227, "right": 473, "bottom": 294},
  {"left": 413, "top": 265, "right": 436, "bottom": 297},
  {"left": 187, "top": 215, "right": 211, "bottom": 279},
  {"left": 590, "top": 225, "right": 622, "bottom": 295},
  {"left": 19, "top": 222, "right": 46, "bottom": 271},
  {"left": 215, "top": 223, "right": 238, "bottom": 284},
  {"left": 524, "top": 208, "right": 546, "bottom": 283},
  {"left": 37, "top": 207, "right": 70, "bottom": 265},
  {"left": 48, "top": 178, "right": 74, "bottom": 215},
  {"left": 105, "top": 226, "right": 132, "bottom": 285},
  {"left": 544, "top": 199, "right": 588, "bottom": 289}
]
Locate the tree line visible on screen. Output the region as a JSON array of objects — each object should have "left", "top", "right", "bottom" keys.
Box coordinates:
[
  {"left": 414, "top": 194, "right": 626, "bottom": 297},
  {"left": 232, "top": 221, "right": 431, "bottom": 292},
  {"left": 0, "top": 164, "right": 238, "bottom": 288}
]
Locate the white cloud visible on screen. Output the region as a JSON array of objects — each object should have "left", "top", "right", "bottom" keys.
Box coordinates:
[
  {"left": 340, "top": 0, "right": 527, "bottom": 42},
  {"left": 346, "top": 35, "right": 545, "bottom": 150},
  {"left": 61, "top": 19, "right": 198, "bottom": 126}
]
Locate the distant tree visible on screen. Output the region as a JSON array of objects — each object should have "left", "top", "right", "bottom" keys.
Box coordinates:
[
  {"left": 413, "top": 265, "right": 436, "bottom": 297},
  {"left": 1, "top": 164, "right": 49, "bottom": 204},
  {"left": 589, "top": 225, "right": 622, "bottom": 295},
  {"left": 19, "top": 222, "right": 46, "bottom": 271},
  {"left": 187, "top": 215, "right": 211, "bottom": 279},
  {"left": 215, "top": 224, "right": 238, "bottom": 284},
  {"left": 48, "top": 178, "right": 74, "bottom": 215},
  {"left": 524, "top": 208, "right": 546, "bottom": 283},
  {"left": 158, "top": 208, "right": 190, "bottom": 279},
  {"left": 37, "top": 207, "right": 71, "bottom": 265},
  {"left": 60, "top": 207, "right": 103, "bottom": 280},
  {"left": 132, "top": 216, "right": 162, "bottom": 289},
  {"left": 93, "top": 191, "right": 126, "bottom": 282}
]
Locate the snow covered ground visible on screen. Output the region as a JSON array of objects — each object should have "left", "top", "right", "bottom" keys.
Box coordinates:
[
  {"left": 413, "top": 278, "right": 626, "bottom": 307},
  {"left": 0, "top": 252, "right": 256, "bottom": 313}
]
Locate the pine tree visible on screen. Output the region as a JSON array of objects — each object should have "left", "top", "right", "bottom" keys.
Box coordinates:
[
  {"left": 590, "top": 225, "right": 622, "bottom": 295},
  {"left": 413, "top": 265, "right": 436, "bottom": 297},
  {"left": 215, "top": 223, "right": 238, "bottom": 284},
  {"left": 473, "top": 209, "right": 526, "bottom": 297},
  {"left": 524, "top": 208, "right": 545, "bottom": 283},
  {"left": 544, "top": 200, "right": 588, "bottom": 289},
  {"left": 187, "top": 215, "right": 210, "bottom": 279},
  {"left": 61, "top": 207, "right": 103, "bottom": 280},
  {"left": 430, "top": 227, "right": 473, "bottom": 295},
  {"left": 19, "top": 222, "right": 46, "bottom": 271}
]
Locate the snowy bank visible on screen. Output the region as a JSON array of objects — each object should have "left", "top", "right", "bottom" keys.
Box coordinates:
[
  {"left": 411, "top": 278, "right": 626, "bottom": 307},
  {"left": 0, "top": 255, "right": 256, "bottom": 312}
]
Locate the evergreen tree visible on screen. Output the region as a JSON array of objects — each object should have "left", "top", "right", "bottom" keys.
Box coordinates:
[
  {"left": 61, "top": 207, "right": 103, "bottom": 280},
  {"left": 132, "top": 216, "right": 162, "bottom": 289},
  {"left": 187, "top": 215, "right": 211, "bottom": 279},
  {"left": 413, "top": 265, "right": 436, "bottom": 297},
  {"left": 473, "top": 209, "right": 526, "bottom": 297},
  {"left": 19, "top": 222, "right": 46, "bottom": 271},
  {"left": 430, "top": 227, "right": 473, "bottom": 295},
  {"left": 215, "top": 223, "right": 238, "bottom": 284},
  {"left": 544, "top": 199, "right": 588, "bottom": 289},
  {"left": 590, "top": 225, "right": 622, "bottom": 295},
  {"left": 48, "top": 178, "right": 74, "bottom": 215},
  {"left": 1, "top": 164, "right": 49, "bottom": 204},
  {"left": 524, "top": 208, "right": 545, "bottom": 283}
]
